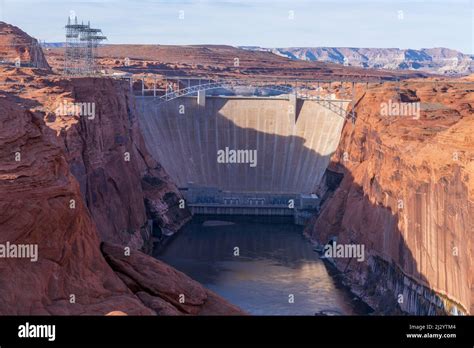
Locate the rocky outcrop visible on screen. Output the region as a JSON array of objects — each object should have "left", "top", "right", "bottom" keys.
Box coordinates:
[
  {"left": 0, "top": 22, "right": 190, "bottom": 249},
  {"left": 0, "top": 66, "right": 190, "bottom": 250},
  {"left": 0, "top": 75, "right": 190, "bottom": 250},
  {"left": 102, "top": 243, "right": 244, "bottom": 315},
  {"left": 0, "top": 22, "right": 233, "bottom": 315},
  {"left": 34, "top": 77, "right": 191, "bottom": 250},
  {"left": 0, "top": 92, "right": 153, "bottom": 315},
  {"left": 0, "top": 22, "right": 50, "bottom": 69},
  {"left": 0, "top": 89, "right": 241, "bottom": 315},
  {"left": 307, "top": 79, "right": 474, "bottom": 315}
]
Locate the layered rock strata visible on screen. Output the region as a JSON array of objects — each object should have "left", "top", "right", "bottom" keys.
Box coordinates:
[{"left": 308, "top": 79, "right": 474, "bottom": 315}]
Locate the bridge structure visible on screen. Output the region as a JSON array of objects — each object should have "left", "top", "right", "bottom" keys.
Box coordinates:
[{"left": 129, "top": 75, "right": 363, "bottom": 122}]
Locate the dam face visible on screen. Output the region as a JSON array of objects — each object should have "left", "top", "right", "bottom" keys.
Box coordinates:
[{"left": 137, "top": 96, "right": 347, "bottom": 196}]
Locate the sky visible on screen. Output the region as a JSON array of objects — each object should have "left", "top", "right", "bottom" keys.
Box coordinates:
[{"left": 0, "top": 0, "right": 472, "bottom": 53}]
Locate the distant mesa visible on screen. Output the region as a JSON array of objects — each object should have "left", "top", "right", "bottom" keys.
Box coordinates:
[{"left": 240, "top": 46, "right": 474, "bottom": 75}]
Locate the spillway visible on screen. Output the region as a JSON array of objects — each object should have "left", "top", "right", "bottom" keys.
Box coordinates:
[{"left": 136, "top": 96, "right": 349, "bottom": 196}]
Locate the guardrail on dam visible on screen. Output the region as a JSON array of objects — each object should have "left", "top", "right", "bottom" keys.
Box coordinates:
[{"left": 136, "top": 94, "right": 350, "bottom": 221}]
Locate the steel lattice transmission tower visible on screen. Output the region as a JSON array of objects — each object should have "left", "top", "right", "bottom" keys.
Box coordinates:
[{"left": 64, "top": 16, "right": 107, "bottom": 75}]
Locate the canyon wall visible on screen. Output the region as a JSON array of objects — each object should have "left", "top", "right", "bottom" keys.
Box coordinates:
[
  {"left": 0, "top": 21, "right": 189, "bottom": 249},
  {"left": 0, "top": 22, "right": 239, "bottom": 314},
  {"left": 0, "top": 73, "right": 241, "bottom": 315},
  {"left": 41, "top": 78, "right": 191, "bottom": 248},
  {"left": 0, "top": 92, "right": 148, "bottom": 314},
  {"left": 307, "top": 80, "right": 474, "bottom": 314}
]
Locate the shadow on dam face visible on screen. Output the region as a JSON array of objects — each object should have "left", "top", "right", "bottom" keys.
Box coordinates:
[{"left": 136, "top": 96, "right": 348, "bottom": 194}]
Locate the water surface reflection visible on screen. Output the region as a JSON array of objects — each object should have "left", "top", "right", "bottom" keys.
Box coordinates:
[{"left": 155, "top": 218, "right": 369, "bottom": 315}]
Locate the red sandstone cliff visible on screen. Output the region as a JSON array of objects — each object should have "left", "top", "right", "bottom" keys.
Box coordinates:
[
  {"left": 0, "top": 22, "right": 239, "bottom": 315},
  {"left": 0, "top": 92, "right": 148, "bottom": 314},
  {"left": 308, "top": 79, "right": 474, "bottom": 315},
  {"left": 0, "top": 22, "right": 50, "bottom": 69},
  {"left": 0, "top": 79, "right": 240, "bottom": 315},
  {"left": 0, "top": 69, "right": 191, "bottom": 249},
  {"left": 40, "top": 77, "right": 191, "bottom": 249}
]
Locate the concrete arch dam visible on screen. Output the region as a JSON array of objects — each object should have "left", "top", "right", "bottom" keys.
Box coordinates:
[{"left": 136, "top": 96, "right": 349, "bottom": 218}]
